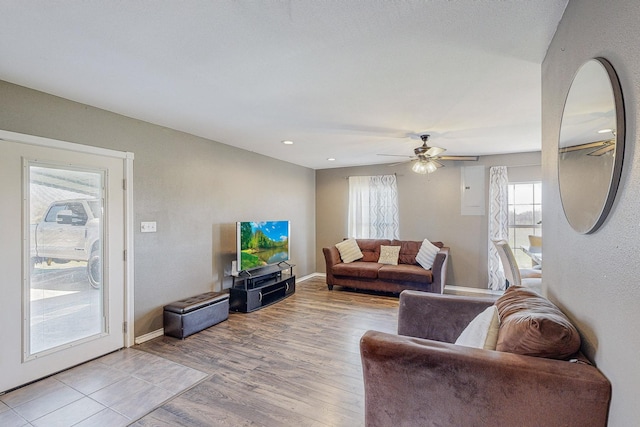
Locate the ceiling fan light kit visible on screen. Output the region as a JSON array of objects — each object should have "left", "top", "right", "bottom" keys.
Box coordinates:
[
  {"left": 412, "top": 159, "right": 439, "bottom": 174},
  {"left": 412, "top": 161, "right": 427, "bottom": 174},
  {"left": 425, "top": 161, "right": 438, "bottom": 173}
]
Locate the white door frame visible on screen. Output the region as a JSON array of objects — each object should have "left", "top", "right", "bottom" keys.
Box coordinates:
[{"left": 0, "top": 129, "right": 135, "bottom": 348}]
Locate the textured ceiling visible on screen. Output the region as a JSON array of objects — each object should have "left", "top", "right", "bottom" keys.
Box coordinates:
[{"left": 0, "top": 1, "right": 568, "bottom": 169}]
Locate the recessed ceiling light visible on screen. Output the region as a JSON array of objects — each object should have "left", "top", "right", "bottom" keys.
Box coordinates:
[
  {"left": 597, "top": 128, "right": 613, "bottom": 134},
  {"left": 327, "top": 157, "right": 336, "bottom": 161},
  {"left": 282, "top": 140, "right": 294, "bottom": 145}
]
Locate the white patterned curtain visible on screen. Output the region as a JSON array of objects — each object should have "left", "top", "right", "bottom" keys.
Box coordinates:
[
  {"left": 488, "top": 166, "right": 509, "bottom": 290},
  {"left": 348, "top": 174, "right": 399, "bottom": 239}
]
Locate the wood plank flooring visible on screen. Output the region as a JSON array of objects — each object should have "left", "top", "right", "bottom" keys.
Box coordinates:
[{"left": 133, "top": 276, "right": 399, "bottom": 427}]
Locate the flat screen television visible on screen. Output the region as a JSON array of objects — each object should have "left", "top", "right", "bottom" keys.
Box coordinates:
[{"left": 236, "top": 221, "right": 290, "bottom": 272}]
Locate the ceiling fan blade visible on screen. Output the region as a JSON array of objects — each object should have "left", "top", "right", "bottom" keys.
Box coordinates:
[
  {"left": 558, "top": 139, "right": 612, "bottom": 154},
  {"left": 433, "top": 160, "right": 445, "bottom": 168},
  {"left": 425, "top": 146, "right": 446, "bottom": 157},
  {"left": 587, "top": 144, "right": 615, "bottom": 156},
  {"left": 437, "top": 155, "right": 479, "bottom": 161},
  {"left": 387, "top": 160, "right": 412, "bottom": 167}
]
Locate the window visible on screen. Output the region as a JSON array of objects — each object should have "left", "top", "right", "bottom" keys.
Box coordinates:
[
  {"left": 507, "top": 182, "right": 541, "bottom": 267},
  {"left": 348, "top": 174, "right": 399, "bottom": 239}
]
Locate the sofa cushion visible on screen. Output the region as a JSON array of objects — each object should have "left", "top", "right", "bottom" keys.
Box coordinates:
[
  {"left": 496, "top": 286, "right": 581, "bottom": 360},
  {"left": 389, "top": 240, "right": 420, "bottom": 264},
  {"left": 378, "top": 264, "right": 433, "bottom": 283},
  {"left": 455, "top": 305, "right": 500, "bottom": 350},
  {"left": 378, "top": 245, "right": 401, "bottom": 265},
  {"left": 390, "top": 239, "right": 444, "bottom": 265},
  {"left": 356, "top": 239, "right": 390, "bottom": 262},
  {"left": 415, "top": 239, "right": 441, "bottom": 269},
  {"left": 333, "top": 261, "right": 381, "bottom": 279},
  {"left": 335, "top": 238, "right": 363, "bottom": 263}
]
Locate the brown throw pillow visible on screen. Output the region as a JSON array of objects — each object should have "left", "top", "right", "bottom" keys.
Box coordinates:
[{"left": 495, "top": 286, "right": 581, "bottom": 360}]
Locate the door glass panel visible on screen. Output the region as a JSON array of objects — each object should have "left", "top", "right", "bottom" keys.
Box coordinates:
[{"left": 28, "top": 164, "right": 104, "bottom": 356}]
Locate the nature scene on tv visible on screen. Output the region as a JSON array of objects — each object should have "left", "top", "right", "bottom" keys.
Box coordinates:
[{"left": 239, "top": 221, "right": 289, "bottom": 270}]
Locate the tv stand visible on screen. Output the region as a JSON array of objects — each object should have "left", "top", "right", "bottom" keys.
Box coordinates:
[{"left": 229, "top": 264, "right": 295, "bottom": 312}]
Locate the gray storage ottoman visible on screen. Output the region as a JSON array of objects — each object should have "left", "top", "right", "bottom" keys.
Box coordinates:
[{"left": 163, "top": 291, "right": 229, "bottom": 339}]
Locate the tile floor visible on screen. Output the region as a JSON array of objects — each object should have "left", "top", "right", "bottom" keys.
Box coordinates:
[{"left": 0, "top": 348, "right": 208, "bottom": 427}]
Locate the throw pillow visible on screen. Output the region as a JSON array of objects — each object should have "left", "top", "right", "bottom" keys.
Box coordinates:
[
  {"left": 495, "top": 286, "right": 581, "bottom": 359},
  {"left": 335, "top": 238, "right": 363, "bottom": 263},
  {"left": 415, "top": 238, "right": 440, "bottom": 269},
  {"left": 455, "top": 306, "right": 500, "bottom": 350},
  {"left": 378, "top": 245, "right": 401, "bottom": 265}
]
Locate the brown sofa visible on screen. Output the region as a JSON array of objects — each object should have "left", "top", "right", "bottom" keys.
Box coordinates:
[
  {"left": 322, "top": 239, "right": 449, "bottom": 294},
  {"left": 360, "top": 288, "right": 611, "bottom": 426}
]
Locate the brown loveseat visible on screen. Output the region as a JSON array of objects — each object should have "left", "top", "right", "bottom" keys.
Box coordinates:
[
  {"left": 360, "top": 288, "right": 611, "bottom": 426},
  {"left": 322, "top": 239, "right": 449, "bottom": 294}
]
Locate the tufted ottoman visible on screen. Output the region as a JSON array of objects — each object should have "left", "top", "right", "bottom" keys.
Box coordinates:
[{"left": 163, "top": 292, "right": 229, "bottom": 339}]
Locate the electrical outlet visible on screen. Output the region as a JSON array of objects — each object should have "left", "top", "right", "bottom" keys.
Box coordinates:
[{"left": 141, "top": 221, "right": 157, "bottom": 233}]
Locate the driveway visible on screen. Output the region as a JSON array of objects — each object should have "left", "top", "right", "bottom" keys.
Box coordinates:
[{"left": 30, "top": 261, "right": 102, "bottom": 354}]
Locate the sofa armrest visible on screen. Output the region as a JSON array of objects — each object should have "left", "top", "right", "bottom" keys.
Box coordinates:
[
  {"left": 322, "top": 246, "right": 342, "bottom": 286},
  {"left": 430, "top": 247, "right": 449, "bottom": 293},
  {"left": 397, "top": 291, "right": 496, "bottom": 342},
  {"left": 360, "top": 331, "right": 611, "bottom": 427},
  {"left": 322, "top": 246, "right": 342, "bottom": 267}
]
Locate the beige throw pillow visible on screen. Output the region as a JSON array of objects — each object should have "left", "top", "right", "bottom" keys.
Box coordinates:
[
  {"left": 455, "top": 306, "right": 500, "bottom": 350},
  {"left": 335, "top": 238, "right": 363, "bottom": 263},
  {"left": 416, "top": 238, "right": 440, "bottom": 269},
  {"left": 378, "top": 245, "right": 401, "bottom": 265}
]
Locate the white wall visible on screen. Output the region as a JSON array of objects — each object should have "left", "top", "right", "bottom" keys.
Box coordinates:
[
  {"left": 316, "top": 151, "right": 541, "bottom": 289},
  {"left": 543, "top": 0, "right": 640, "bottom": 424},
  {"left": 0, "top": 80, "right": 316, "bottom": 337}
]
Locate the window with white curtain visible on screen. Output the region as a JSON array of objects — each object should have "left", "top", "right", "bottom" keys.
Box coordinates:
[{"left": 348, "top": 174, "right": 399, "bottom": 239}]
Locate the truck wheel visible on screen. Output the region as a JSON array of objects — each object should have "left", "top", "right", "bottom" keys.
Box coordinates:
[{"left": 87, "top": 252, "right": 101, "bottom": 289}]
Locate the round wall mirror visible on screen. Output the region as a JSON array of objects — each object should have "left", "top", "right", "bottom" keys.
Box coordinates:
[{"left": 558, "top": 58, "right": 625, "bottom": 234}]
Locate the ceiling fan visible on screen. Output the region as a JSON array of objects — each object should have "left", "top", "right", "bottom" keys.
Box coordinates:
[{"left": 378, "top": 134, "right": 479, "bottom": 174}]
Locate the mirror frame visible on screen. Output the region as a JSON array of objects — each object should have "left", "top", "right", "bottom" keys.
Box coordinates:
[{"left": 558, "top": 57, "right": 625, "bottom": 234}]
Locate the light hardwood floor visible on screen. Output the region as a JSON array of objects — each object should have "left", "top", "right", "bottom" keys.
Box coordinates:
[{"left": 133, "top": 276, "right": 400, "bottom": 427}]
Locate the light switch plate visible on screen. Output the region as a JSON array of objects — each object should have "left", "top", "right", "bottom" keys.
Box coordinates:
[{"left": 141, "top": 221, "right": 157, "bottom": 233}]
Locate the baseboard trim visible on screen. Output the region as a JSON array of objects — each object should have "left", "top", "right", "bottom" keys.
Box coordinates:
[
  {"left": 306, "top": 274, "right": 500, "bottom": 296},
  {"left": 134, "top": 328, "right": 164, "bottom": 344},
  {"left": 444, "top": 285, "right": 503, "bottom": 296},
  {"left": 298, "top": 272, "right": 324, "bottom": 282},
  {"left": 305, "top": 274, "right": 499, "bottom": 297},
  {"left": 132, "top": 280, "right": 494, "bottom": 345},
  {"left": 135, "top": 275, "right": 323, "bottom": 343}
]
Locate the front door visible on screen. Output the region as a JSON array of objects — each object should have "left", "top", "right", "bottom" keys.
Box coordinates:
[{"left": 0, "top": 136, "right": 128, "bottom": 392}]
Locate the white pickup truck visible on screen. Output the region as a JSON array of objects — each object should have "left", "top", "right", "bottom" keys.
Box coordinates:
[{"left": 31, "top": 199, "right": 101, "bottom": 288}]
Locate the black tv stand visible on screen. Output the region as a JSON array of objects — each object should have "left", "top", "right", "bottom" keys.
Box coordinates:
[{"left": 229, "top": 264, "right": 295, "bottom": 312}]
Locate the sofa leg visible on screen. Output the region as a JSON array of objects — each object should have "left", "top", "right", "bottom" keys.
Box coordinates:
[{"left": 327, "top": 285, "right": 333, "bottom": 290}]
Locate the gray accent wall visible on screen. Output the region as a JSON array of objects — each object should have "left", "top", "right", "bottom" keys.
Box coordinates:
[
  {"left": 0, "top": 80, "right": 316, "bottom": 337},
  {"left": 543, "top": 0, "right": 640, "bottom": 424},
  {"left": 315, "top": 151, "right": 541, "bottom": 289}
]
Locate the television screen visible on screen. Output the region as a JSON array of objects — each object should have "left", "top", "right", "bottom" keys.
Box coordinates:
[{"left": 237, "top": 221, "right": 290, "bottom": 271}]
